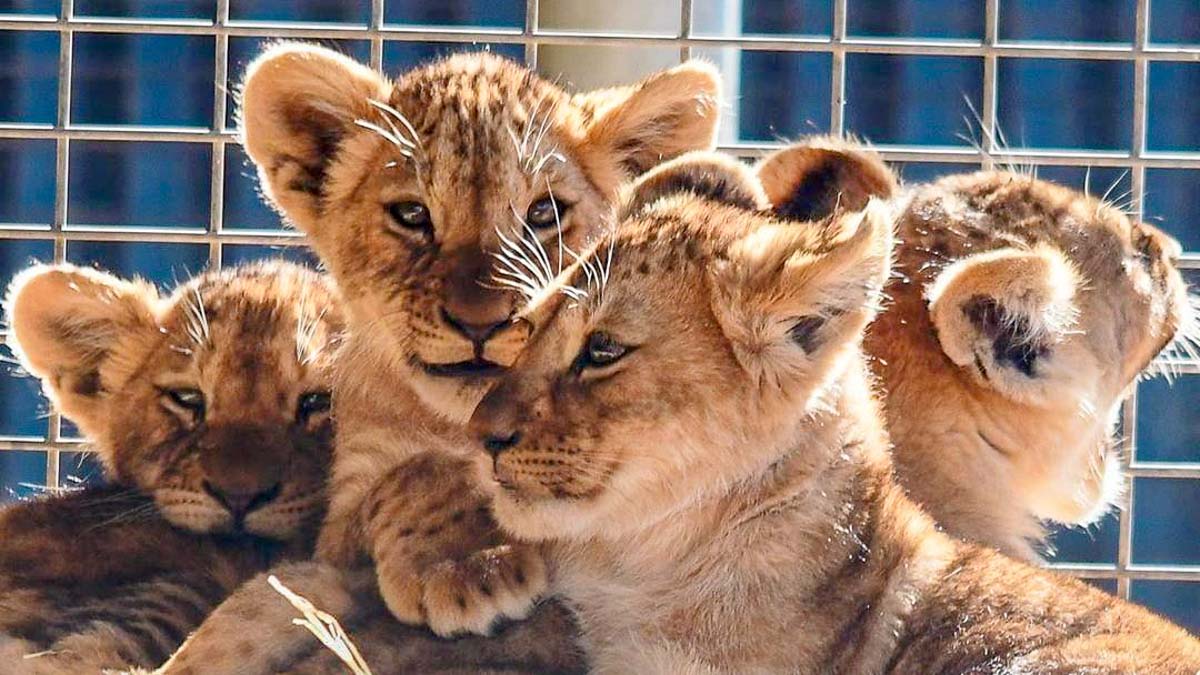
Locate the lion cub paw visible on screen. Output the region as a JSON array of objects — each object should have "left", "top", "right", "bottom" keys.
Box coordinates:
[
  {"left": 378, "top": 542, "right": 546, "bottom": 637},
  {"left": 365, "top": 453, "right": 547, "bottom": 637}
]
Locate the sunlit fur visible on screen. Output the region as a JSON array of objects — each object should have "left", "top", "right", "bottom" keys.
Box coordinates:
[
  {"left": 752, "top": 137, "right": 1194, "bottom": 560},
  {"left": 156, "top": 44, "right": 721, "bottom": 673},
  {"left": 0, "top": 261, "right": 344, "bottom": 672},
  {"left": 471, "top": 151, "right": 894, "bottom": 541},
  {"left": 240, "top": 44, "right": 720, "bottom": 422},
  {"left": 6, "top": 261, "right": 341, "bottom": 538},
  {"left": 466, "top": 151, "right": 1200, "bottom": 674},
  {"left": 885, "top": 172, "right": 1192, "bottom": 559},
  {"left": 204, "top": 41, "right": 718, "bottom": 637}
]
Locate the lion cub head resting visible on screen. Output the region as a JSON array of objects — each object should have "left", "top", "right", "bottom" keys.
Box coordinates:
[
  {"left": 237, "top": 43, "right": 720, "bottom": 421},
  {"left": 5, "top": 261, "right": 345, "bottom": 540},
  {"left": 754, "top": 138, "right": 1194, "bottom": 535},
  {"left": 469, "top": 153, "right": 891, "bottom": 540}
]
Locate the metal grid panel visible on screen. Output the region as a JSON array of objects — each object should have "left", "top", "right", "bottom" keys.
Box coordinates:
[{"left": 0, "top": 0, "right": 1198, "bottom": 606}]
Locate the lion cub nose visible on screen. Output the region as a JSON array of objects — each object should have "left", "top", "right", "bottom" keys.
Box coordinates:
[
  {"left": 441, "top": 307, "right": 507, "bottom": 345},
  {"left": 203, "top": 480, "right": 281, "bottom": 521}
]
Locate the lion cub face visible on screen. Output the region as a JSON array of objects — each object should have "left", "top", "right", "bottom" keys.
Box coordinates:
[
  {"left": 468, "top": 154, "right": 891, "bottom": 540},
  {"left": 237, "top": 44, "right": 719, "bottom": 421},
  {"left": 5, "top": 261, "right": 344, "bottom": 539}
]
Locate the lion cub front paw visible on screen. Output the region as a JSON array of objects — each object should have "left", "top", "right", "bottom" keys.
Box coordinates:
[
  {"left": 365, "top": 453, "right": 547, "bottom": 637},
  {"left": 377, "top": 541, "right": 546, "bottom": 637}
]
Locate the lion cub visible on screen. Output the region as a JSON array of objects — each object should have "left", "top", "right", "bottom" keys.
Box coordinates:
[
  {"left": 467, "top": 152, "right": 1200, "bottom": 673},
  {"left": 157, "top": 43, "right": 719, "bottom": 674},
  {"left": 754, "top": 138, "right": 1195, "bottom": 560},
  {"left": 0, "top": 261, "right": 342, "bottom": 672}
]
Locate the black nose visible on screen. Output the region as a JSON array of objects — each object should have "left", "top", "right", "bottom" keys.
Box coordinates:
[
  {"left": 203, "top": 481, "right": 282, "bottom": 521},
  {"left": 441, "top": 307, "right": 507, "bottom": 345},
  {"left": 483, "top": 431, "right": 521, "bottom": 459}
]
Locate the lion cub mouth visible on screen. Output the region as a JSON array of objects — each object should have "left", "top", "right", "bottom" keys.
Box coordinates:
[{"left": 419, "top": 358, "right": 507, "bottom": 379}]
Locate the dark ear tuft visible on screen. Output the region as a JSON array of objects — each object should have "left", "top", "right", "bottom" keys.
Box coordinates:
[
  {"left": 962, "top": 296, "right": 1048, "bottom": 377},
  {"left": 756, "top": 139, "right": 898, "bottom": 221},
  {"left": 5, "top": 263, "right": 159, "bottom": 433},
  {"left": 239, "top": 42, "right": 392, "bottom": 231},
  {"left": 625, "top": 151, "right": 766, "bottom": 217}
]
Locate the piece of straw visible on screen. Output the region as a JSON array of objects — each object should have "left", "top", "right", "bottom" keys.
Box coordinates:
[{"left": 267, "top": 574, "right": 374, "bottom": 675}]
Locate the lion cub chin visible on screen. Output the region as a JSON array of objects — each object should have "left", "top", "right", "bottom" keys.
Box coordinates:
[{"left": 467, "top": 151, "right": 1200, "bottom": 674}]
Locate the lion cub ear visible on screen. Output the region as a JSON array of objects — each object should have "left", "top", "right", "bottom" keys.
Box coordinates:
[
  {"left": 710, "top": 201, "right": 893, "bottom": 388},
  {"left": 755, "top": 138, "right": 898, "bottom": 221},
  {"left": 926, "top": 246, "right": 1081, "bottom": 401},
  {"left": 239, "top": 42, "right": 392, "bottom": 230},
  {"left": 622, "top": 151, "right": 766, "bottom": 217},
  {"left": 581, "top": 60, "right": 721, "bottom": 180},
  {"left": 4, "top": 264, "right": 160, "bottom": 432}
]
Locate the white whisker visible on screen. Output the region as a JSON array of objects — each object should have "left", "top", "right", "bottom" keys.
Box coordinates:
[
  {"left": 352, "top": 120, "right": 412, "bottom": 155},
  {"left": 367, "top": 99, "right": 422, "bottom": 152},
  {"left": 531, "top": 150, "right": 565, "bottom": 176},
  {"left": 510, "top": 206, "right": 555, "bottom": 285},
  {"left": 546, "top": 179, "right": 566, "bottom": 274},
  {"left": 496, "top": 236, "right": 550, "bottom": 290},
  {"left": 497, "top": 217, "right": 551, "bottom": 285},
  {"left": 491, "top": 255, "right": 541, "bottom": 289},
  {"left": 527, "top": 109, "right": 556, "bottom": 173},
  {"left": 960, "top": 96, "right": 1035, "bottom": 177},
  {"left": 183, "top": 286, "right": 210, "bottom": 348},
  {"left": 1099, "top": 170, "right": 1131, "bottom": 207},
  {"left": 506, "top": 124, "right": 524, "bottom": 159}
]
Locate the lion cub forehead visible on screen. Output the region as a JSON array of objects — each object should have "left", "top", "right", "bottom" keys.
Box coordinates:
[
  {"left": 162, "top": 263, "right": 342, "bottom": 352},
  {"left": 393, "top": 53, "right": 577, "bottom": 130}
]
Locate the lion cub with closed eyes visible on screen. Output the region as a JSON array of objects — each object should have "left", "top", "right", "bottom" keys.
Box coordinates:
[{"left": 466, "top": 152, "right": 1200, "bottom": 674}]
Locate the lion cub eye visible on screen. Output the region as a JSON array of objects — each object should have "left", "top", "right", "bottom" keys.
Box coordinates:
[
  {"left": 526, "top": 196, "right": 568, "bottom": 230},
  {"left": 163, "top": 388, "right": 205, "bottom": 420},
  {"left": 387, "top": 201, "right": 432, "bottom": 232},
  {"left": 297, "top": 391, "right": 332, "bottom": 422},
  {"left": 579, "top": 332, "right": 631, "bottom": 370}
]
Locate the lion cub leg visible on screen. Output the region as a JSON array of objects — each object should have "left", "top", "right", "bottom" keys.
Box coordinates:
[
  {"left": 357, "top": 452, "right": 546, "bottom": 637},
  {"left": 156, "top": 561, "right": 370, "bottom": 675}
]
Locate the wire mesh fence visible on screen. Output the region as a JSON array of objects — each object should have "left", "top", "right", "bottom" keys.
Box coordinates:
[{"left": 0, "top": 0, "right": 1197, "bottom": 629}]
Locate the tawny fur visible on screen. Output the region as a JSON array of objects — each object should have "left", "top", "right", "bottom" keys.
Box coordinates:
[
  {"left": 753, "top": 138, "right": 1192, "bottom": 560},
  {"left": 465, "top": 152, "right": 1200, "bottom": 674},
  {"left": 158, "top": 43, "right": 718, "bottom": 674},
  {"left": 0, "top": 261, "right": 343, "bottom": 672},
  {"left": 163, "top": 52, "right": 1191, "bottom": 669}
]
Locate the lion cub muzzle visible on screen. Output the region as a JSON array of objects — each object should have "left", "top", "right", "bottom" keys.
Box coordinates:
[
  {"left": 415, "top": 250, "right": 532, "bottom": 376},
  {"left": 197, "top": 423, "right": 290, "bottom": 526},
  {"left": 419, "top": 314, "right": 531, "bottom": 375}
]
